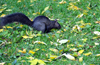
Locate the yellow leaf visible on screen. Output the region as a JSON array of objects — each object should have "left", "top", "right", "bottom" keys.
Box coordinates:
[
  {"left": 63, "top": 53, "right": 75, "bottom": 61},
  {"left": 77, "top": 45, "right": 84, "bottom": 47},
  {"left": 0, "top": 14, "right": 6, "bottom": 17},
  {"left": 29, "top": 59, "right": 38, "bottom": 65},
  {"left": 34, "top": 41, "right": 47, "bottom": 45},
  {"left": 33, "top": 13, "right": 37, "bottom": 15},
  {"left": 92, "top": 37, "right": 98, "bottom": 39},
  {"left": 18, "top": 49, "right": 26, "bottom": 53},
  {"left": 83, "top": 10, "right": 88, "bottom": 15},
  {"left": 67, "top": 3, "right": 79, "bottom": 11},
  {"left": 78, "top": 50, "right": 84, "bottom": 54},
  {"left": 89, "top": 64, "right": 95, "bottom": 65},
  {"left": 22, "top": 36, "right": 33, "bottom": 39},
  {"left": 50, "top": 55, "right": 58, "bottom": 59},
  {"left": 70, "top": 48, "right": 77, "bottom": 52},
  {"left": 42, "top": 6, "right": 49, "bottom": 14},
  {"left": 38, "top": 60, "right": 46, "bottom": 65},
  {"left": 63, "top": 29, "right": 66, "bottom": 31},
  {"left": 0, "top": 8, "right": 6, "bottom": 13},
  {"left": 59, "top": 0, "right": 66, "bottom": 4},
  {"left": 29, "top": 50, "right": 35, "bottom": 54},
  {"left": 87, "top": 6, "right": 91, "bottom": 10},
  {"left": 59, "top": 49, "right": 63, "bottom": 53},
  {"left": 19, "top": 25, "right": 23, "bottom": 27},
  {"left": 96, "top": 54, "right": 100, "bottom": 56},
  {"left": 49, "top": 48, "right": 58, "bottom": 53},
  {"left": 84, "top": 52, "right": 92, "bottom": 56},
  {"left": 35, "top": 48, "right": 39, "bottom": 51},
  {"left": 29, "top": 59, "right": 46, "bottom": 65},
  {"left": 79, "top": 57, "right": 83, "bottom": 62},
  {"left": 30, "top": 0, "right": 33, "bottom": 3},
  {"left": 79, "top": 25, "right": 85, "bottom": 28},
  {"left": 0, "top": 62, "right": 5, "bottom": 65},
  {"left": 36, "top": 33, "right": 41, "bottom": 36},
  {"left": 17, "top": 0, "right": 21, "bottom": 2},
  {"left": 42, "top": 49, "right": 46, "bottom": 51},
  {"left": 0, "top": 29, "right": 3, "bottom": 32},
  {"left": 6, "top": 26, "right": 13, "bottom": 29}
]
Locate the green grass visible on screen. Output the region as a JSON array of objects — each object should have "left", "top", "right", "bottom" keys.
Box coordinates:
[{"left": 0, "top": 0, "right": 100, "bottom": 65}]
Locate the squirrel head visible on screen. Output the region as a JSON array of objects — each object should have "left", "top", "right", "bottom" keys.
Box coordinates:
[{"left": 53, "top": 19, "right": 61, "bottom": 29}]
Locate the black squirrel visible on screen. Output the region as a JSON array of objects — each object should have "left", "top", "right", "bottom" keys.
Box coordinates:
[{"left": 0, "top": 13, "right": 61, "bottom": 33}]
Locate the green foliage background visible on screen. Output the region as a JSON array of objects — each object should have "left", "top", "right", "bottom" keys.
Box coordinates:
[{"left": 0, "top": 0, "right": 100, "bottom": 65}]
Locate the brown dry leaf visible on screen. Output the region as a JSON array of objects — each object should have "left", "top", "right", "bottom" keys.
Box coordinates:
[{"left": 95, "top": 21, "right": 100, "bottom": 24}]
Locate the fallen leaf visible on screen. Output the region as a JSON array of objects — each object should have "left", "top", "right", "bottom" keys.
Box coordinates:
[
  {"left": 94, "top": 31, "right": 100, "bottom": 36},
  {"left": 0, "top": 8, "right": 6, "bottom": 13},
  {"left": 35, "top": 48, "right": 39, "bottom": 51},
  {"left": 0, "top": 29, "right": 3, "bottom": 32},
  {"left": 59, "top": 0, "right": 66, "bottom": 4},
  {"left": 58, "top": 39, "right": 70, "bottom": 45},
  {"left": 29, "top": 59, "right": 38, "bottom": 65},
  {"left": 18, "top": 49, "right": 26, "bottom": 53},
  {"left": 49, "top": 48, "right": 58, "bottom": 53},
  {"left": 84, "top": 52, "right": 92, "bottom": 56},
  {"left": 67, "top": 3, "right": 79, "bottom": 10},
  {"left": 63, "top": 53, "right": 75, "bottom": 61},
  {"left": 82, "top": 38, "right": 87, "bottom": 42},
  {"left": 29, "top": 50, "right": 35, "bottom": 54},
  {"left": 0, "top": 14, "right": 6, "bottom": 17},
  {"left": 95, "top": 21, "right": 100, "bottom": 24},
  {"left": 96, "top": 54, "right": 100, "bottom": 56},
  {"left": 0, "top": 62, "right": 5, "bottom": 65},
  {"left": 34, "top": 41, "right": 47, "bottom": 45},
  {"left": 50, "top": 55, "right": 58, "bottom": 59},
  {"left": 76, "top": 14, "right": 83, "bottom": 18},
  {"left": 38, "top": 60, "right": 46, "bottom": 65},
  {"left": 17, "top": 0, "right": 21, "bottom": 3},
  {"left": 79, "top": 57, "right": 83, "bottom": 62},
  {"left": 94, "top": 42, "right": 99, "bottom": 46},
  {"left": 78, "top": 50, "right": 84, "bottom": 54},
  {"left": 6, "top": 9, "right": 12, "bottom": 11},
  {"left": 70, "top": 48, "right": 77, "bottom": 51},
  {"left": 42, "top": 6, "right": 49, "bottom": 14},
  {"left": 22, "top": 36, "right": 33, "bottom": 39},
  {"left": 6, "top": 26, "right": 13, "bottom": 29}
]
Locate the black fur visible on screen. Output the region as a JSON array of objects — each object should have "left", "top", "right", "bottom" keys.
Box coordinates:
[{"left": 0, "top": 13, "right": 61, "bottom": 33}]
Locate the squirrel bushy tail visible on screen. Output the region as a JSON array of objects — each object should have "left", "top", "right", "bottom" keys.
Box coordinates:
[{"left": 0, "top": 13, "right": 33, "bottom": 27}]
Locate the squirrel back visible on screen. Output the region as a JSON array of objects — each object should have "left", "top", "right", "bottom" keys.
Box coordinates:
[{"left": 0, "top": 13, "right": 61, "bottom": 33}]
